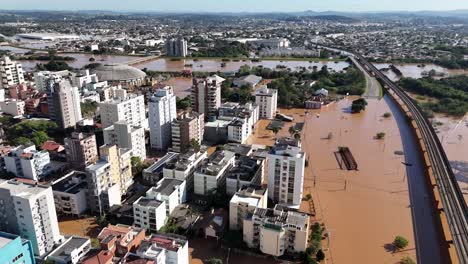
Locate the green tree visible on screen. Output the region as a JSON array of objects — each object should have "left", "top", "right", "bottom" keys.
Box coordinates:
[
  {"left": 383, "top": 112, "right": 392, "bottom": 118},
  {"left": 271, "top": 126, "right": 280, "bottom": 136},
  {"left": 316, "top": 249, "right": 325, "bottom": 262},
  {"left": 32, "top": 131, "right": 49, "bottom": 147},
  {"left": 15, "top": 137, "right": 32, "bottom": 145},
  {"left": 393, "top": 236, "right": 409, "bottom": 250},
  {"left": 351, "top": 98, "right": 368, "bottom": 113},
  {"left": 190, "top": 139, "right": 201, "bottom": 152},
  {"left": 289, "top": 125, "right": 297, "bottom": 137},
  {"left": 131, "top": 156, "right": 142, "bottom": 168},
  {"left": 206, "top": 258, "right": 223, "bottom": 264},
  {"left": 400, "top": 257, "right": 416, "bottom": 264},
  {"left": 176, "top": 96, "right": 192, "bottom": 110},
  {"left": 376, "top": 132, "right": 386, "bottom": 140},
  {"left": 305, "top": 194, "right": 312, "bottom": 201}
]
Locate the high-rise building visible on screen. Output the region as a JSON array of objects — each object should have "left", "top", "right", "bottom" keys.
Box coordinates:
[
  {"left": 103, "top": 121, "right": 146, "bottom": 161},
  {"left": 165, "top": 37, "right": 188, "bottom": 57},
  {"left": 191, "top": 75, "right": 224, "bottom": 120},
  {"left": 85, "top": 160, "right": 121, "bottom": 214},
  {"left": 0, "top": 56, "right": 25, "bottom": 89},
  {"left": 255, "top": 86, "right": 278, "bottom": 119},
  {"left": 267, "top": 138, "right": 305, "bottom": 208},
  {"left": 34, "top": 71, "right": 66, "bottom": 92},
  {"left": 229, "top": 185, "right": 267, "bottom": 230},
  {"left": 148, "top": 86, "right": 177, "bottom": 151},
  {"left": 4, "top": 145, "right": 52, "bottom": 181},
  {"left": 0, "top": 179, "right": 63, "bottom": 256},
  {"left": 47, "top": 80, "right": 82, "bottom": 129},
  {"left": 0, "top": 231, "right": 35, "bottom": 264},
  {"left": 64, "top": 132, "right": 99, "bottom": 169},
  {"left": 99, "top": 91, "right": 146, "bottom": 129},
  {"left": 99, "top": 145, "right": 133, "bottom": 195},
  {"left": 243, "top": 205, "right": 309, "bottom": 256},
  {"left": 194, "top": 150, "right": 235, "bottom": 195},
  {"left": 171, "top": 111, "right": 204, "bottom": 153}
]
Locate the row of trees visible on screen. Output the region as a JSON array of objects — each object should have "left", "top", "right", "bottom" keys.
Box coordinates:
[
  {"left": 4, "top": 119, "right": 58, "bottom": 147},
  {"left": 192, "top": 41, "right": 251, "bottom": 58},
  {"left": 398, "top": 76, "right": 468, "bottom": 116}
]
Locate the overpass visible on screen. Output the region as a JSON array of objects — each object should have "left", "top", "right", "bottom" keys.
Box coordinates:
[
  {"left": 352, "top": 53, "right": 468, "bottom": 263},
  {"left": 126, "top": 55, "right": 160, "bottom": 66}
]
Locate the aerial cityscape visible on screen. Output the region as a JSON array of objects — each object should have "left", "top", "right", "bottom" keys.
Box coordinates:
[{"left": 0, "top": 1, "right": 467, "bottom": 264}]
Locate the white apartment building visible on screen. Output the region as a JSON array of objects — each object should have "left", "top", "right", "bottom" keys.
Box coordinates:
[
  {"left": 103, "top": 121, "right": 147, "bottom": 161},
  {"left": 255, "top": 86, "right": 278, "bottom": 119},
  {"left": 99, "top": 91, "right": 146, "bottom": 129},
  {"left": 163, "top": 150, "right": 208, "bottom": 194},
  {"left": 226, "top": 156, "right": 264, "bottom": 196},
  {"left": 45, "top": 236, "right": 91, "bottom": 264},
  {"left": 191, "top": 75, "right": 224, "bottom": 119},
  {"left": 0, "top": 179, "right": 63, "bottom": 256},
  {"left": 194, "top": 150, "right": 235, "bottom": 196},
  {"left": 218, "top": 102, "right": 259, "bottom": 144},
  {"left": 137, "top": 234, "right": 189, "bottom": 264},
  {"left": 0, "top": 99, "right": 25, "bottom": 116},
  {"left": 72, "top": 69, "right": 106, "bottom": 90},
  {"left": 0, "top": 56, "right": 25, "bottom": 89},
  {"left": 47, "top": 80, "right": 82, "bottom": 129},
  {"left": 243, "top": 205, "right": 309, "bottom": 257},
  {"left": 34, "top": 70, "right": 71, "bottom": 91},
  {"left": 51, "top": 171, "right": 88, "bottom": 216},
  {"left": 267, "top": 138, "right": 305, "bottom": 208},
  {"left": 85, "top": 161, "right": 121, "bottom": 214},
  {"left": 147, "top": 178, "right": 186, "bottom": 215},
  {"left": 148, "top": 86, "right": 177, "bottom": 150},
  {"left": 133, "top": 197, "right": 167, "bottom": 232},
  {"left": 229, "top": 185, "right": 267, "bottom": 230},
  {"left": 4, "top": 145, "right": 52, "bottom": 181}
]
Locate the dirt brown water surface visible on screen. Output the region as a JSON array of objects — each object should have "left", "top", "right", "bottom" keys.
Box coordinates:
[{"left": 248, "top": 98, "right": 416, "bottom": 263}]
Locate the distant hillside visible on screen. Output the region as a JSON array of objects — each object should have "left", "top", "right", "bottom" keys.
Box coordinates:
[{"left": 309, "top": 15, "right": 359, "bottom": 23}]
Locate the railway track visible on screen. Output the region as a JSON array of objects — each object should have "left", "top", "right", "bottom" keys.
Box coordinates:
[{"left": 354, "top": 54, "right": 468, "bottom": 263}]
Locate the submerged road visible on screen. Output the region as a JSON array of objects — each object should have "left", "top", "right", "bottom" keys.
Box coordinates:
[
  {"left": 386, "top": 95, "right": 448, "bottom": 263},
  {"left": 350, "top": 56, "right": 381, "bottom": 98}
]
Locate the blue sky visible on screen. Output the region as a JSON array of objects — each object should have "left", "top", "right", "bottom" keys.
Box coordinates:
[{"left": 3, "top": 0, "right": 468, "bottom": 12}]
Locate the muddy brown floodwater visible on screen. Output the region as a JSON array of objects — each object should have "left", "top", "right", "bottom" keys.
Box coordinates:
[{"left": 248, "top": 98, "right": 416, "bottom": 263}]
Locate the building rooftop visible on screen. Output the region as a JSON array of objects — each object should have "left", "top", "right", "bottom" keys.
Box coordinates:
[
  {"left": 52, "top": 171, "right": 87, "bottom": 194},
  {"left": 148, "top": 234, "right": 187, "bottom": 252},
  {"left": 48, "top": 236, "right": 89, "bottom": 259},
  {"left": 0, "top": 178, "right": 50, "bottom": 197},
  {"left": 86, "top": 160, "right": 110, "bottom": 173},
  {"left": 197, "top": 150, "right": 235, "bottom": 177},
  {"left": 270, "top": 137, "right": 304, "bottom": 158},
  {"left": 255, "top": 86, "right": 277, "bottom": 96},
  {"left": 223, "top": 143, "right": 253, "bottom": 157},
  {"left": 0, "top": 232, "right": 15, "bottom": 249},
  {"left": 227, "top": 156, "right": 262, "bottom": 182},
  {"left": 93, "top": 64, "right": 146, "bottom": 82},
  {"left": 135, "top": 197, "right": 163, "bottom": 208},
  {"left": 151, "top": 178, "right": 184, "bottom": 196},
  {"left": 144, "top": 152, "right": 178, "bottom": 174},
  {"left": 164, "top": 150, "right": 205, "bottom": 171}
]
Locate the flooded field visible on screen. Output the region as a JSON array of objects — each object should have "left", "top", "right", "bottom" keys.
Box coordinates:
[
  {"left": 161, "top": 77, "right": 192, "bottom": 98},
  {"left": 375, "top": 63, "right": 468, "bottom": 81},
  {"left": 19, "top": 53, "right": 138, "bottom": 71},
  {"left": 248, "top": 98, "right": 417, "bottom": 263},
  {"left": 134, "top": 58, "right": 350, "bottom": 73},
  {"left": 433, "top": 115, "right": 468, "bottom": 203}
]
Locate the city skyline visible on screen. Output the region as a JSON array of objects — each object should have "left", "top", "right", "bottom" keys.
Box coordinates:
[{"left": 3, "top": 0, "right": 468, "bottom": 12}]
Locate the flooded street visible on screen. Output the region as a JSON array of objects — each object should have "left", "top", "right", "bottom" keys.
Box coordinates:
[{"left": 248, "top": 97, "right": 420, "bottom": 263}]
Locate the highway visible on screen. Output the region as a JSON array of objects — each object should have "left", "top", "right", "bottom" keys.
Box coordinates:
[
  {"left": 349, "top": 56, "right": 381, "bottom": 98},
  {"left": 353, "top": 54, "right": 468, "bottom": 263}
]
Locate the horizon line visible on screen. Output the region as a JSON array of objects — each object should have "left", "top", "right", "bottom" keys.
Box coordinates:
[{"left": 2, "top": 8, "right": 468, "bottom": 14}]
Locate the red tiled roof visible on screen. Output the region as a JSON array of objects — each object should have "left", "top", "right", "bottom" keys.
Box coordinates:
[{"left": 41, "top": 141, "right": 65, "bottom": 152}]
